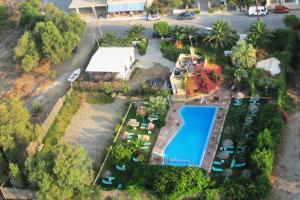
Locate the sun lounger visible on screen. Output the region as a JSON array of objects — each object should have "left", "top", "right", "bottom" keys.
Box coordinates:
[
  {"left": 234, "top": 99, "right": 242, "bottom": 103},
  {"left": 116, "top": 165, "right": 126, "bottom": 171},
  {"left": 234, "top": 102, "right": 242, "bottom": 106},
  {"left": 225, "top": 150, "right": 234, "bottom": 154},
  {"left": 234, "top": 162, "right": 246, "bottom": 168},
  {"left": 117, "top": 184, "right": 123, "bottom": 190},
  {"left": 140, "top": 125, "right": 146, "bottom": 130},
  {"left": 141, "top": 146, "right": 149, "bottom": 150},
  {"left": 127, "top": 132, "right": 136, "bottom": 136},
  {"left": 213, "top": 161, "right": 222, "bottom": 165},
  {"left": 102, "top": 179, "right": 112, "bottom": 185},
  {"left": 212, "top": 167, "right": 223, "bottom": 172},
  {"left": 225, "top": 145, "right": 235, "bottom": 149},
  {"left": 141, "top": 123, "right": 147, "bottom": 126},
  {"left": 107, "top": 176, "right": 116, "bottom": 181},
  {"left": 143, "top": 142, "right": 151, "bottom": 146},
  {"left": 127, "top": 135, "right": 133, "bottom": 139},
  {"left": 230, "top": 159, "right": 236, "bottom": 168},
  {"left": 133, "top": 157, "right": 139, "bottom": 162}
]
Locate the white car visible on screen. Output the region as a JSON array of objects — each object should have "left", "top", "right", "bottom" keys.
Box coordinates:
[
  {"left": 147, "top": 12, "right": 161, "bottom": 21},
  {"left": 248, "top": 6, "right": 268, "bottom": 16},
  {"left": 68, "top": 68, "right": 81, "bottom": 83}
]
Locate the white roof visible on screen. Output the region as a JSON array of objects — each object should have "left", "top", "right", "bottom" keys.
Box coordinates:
[
  {"left": 86, "top": 47, "right": 134, "bottom": 73},
  {"left": 69, "top": 0, "right": 106, "bottom": 9},
  {"left": 256, "top": 57, "right": 281, "bottom": 76}
]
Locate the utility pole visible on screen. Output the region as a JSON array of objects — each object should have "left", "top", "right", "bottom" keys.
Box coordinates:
[{"left": 255, "top": 0, "right": 260, "bottom": 22}]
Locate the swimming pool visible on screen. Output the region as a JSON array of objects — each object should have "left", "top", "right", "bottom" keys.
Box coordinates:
[{"left": 163, "top": 105, "right": 218, "bottom": 167}]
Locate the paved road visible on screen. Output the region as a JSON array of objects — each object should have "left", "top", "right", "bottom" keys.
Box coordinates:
[{"left": 94, "top": 11, "right": 300, "bottom": 35}]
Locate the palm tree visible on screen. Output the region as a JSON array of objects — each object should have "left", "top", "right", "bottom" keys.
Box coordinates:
[
  {"left": 247, "top": 21, "right": 273, "bottom": 48},
  {"left": 130, "top": 139, "right": 143, "bottom": 153},
  {"left": 231, "top": 40, "right": 256, "bottom": 69},
  {"left": 126, "top": 24, "right": 146, "bottom": 41},
  {"left": 203, "top": 20, "right": 238, "bottom": 49},
  {"left": 148, "top": 96, "right": 168, "bottom": 116},
  {"left": 234, "top": 68, "right": 248, "bottom": 83}
]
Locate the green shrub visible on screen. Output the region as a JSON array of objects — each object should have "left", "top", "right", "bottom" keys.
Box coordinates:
[
  {"left": 137, "top": 38, "right": 148, "bottom": 55},
  {"left": 283, "top": 14, "right": 299, "bottom": 29},
  {"left": 111, "top": 142, "right": 133, "bottom": 162},
  {"left": 43, "top": 94, "right": 82, "bottom": 151},
  {"left": 32, "top": 100, "right": 42, "bottom": 113},
  {"left": 102, "top": 82, "right": 112, "bottom": 94},
  {"left": 160, "top": 40, "right": 190, "bottom": 62},
  {"left": 85, "top": 93, "right": 114, "bottom": 104}
]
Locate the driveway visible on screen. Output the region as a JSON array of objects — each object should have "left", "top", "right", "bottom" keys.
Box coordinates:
[
  {"left": 271, "top": 109, "right": 300, "bottom": 200},
  {"left": 62, "top": 98, "right": 126, "bottom": 166}
]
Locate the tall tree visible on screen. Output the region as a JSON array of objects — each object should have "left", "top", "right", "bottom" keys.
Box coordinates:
[
  {"left": 203, "top": 20, "right": 238, "bottom": 49},
  {"left": 231, "top": 40, "right": 256, "bottom": 69},
  {"left": 247, "top": 21, "right": 273, "bottom": 48},
  {"left": 33, "top": 21, "right": 64, "bottom": 64},
  {"left": 14, "top": 31, "right": 40, "bottom": 72},
  {"left": 26, "top": 144, "right": 94, "bottom": 200},
  {"left": 0, "top": 98, "right": 38, "bottom": 164},
  {"left": 126, "top": 24, "right": 146, "bottom": 41},
  {"left": 153, "top": 21, "right": 170, "bottom": 39}
]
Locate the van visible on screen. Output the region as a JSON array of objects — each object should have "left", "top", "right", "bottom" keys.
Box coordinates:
[{"left": 248, "top": 6, "right": 268, "bottom": 16}]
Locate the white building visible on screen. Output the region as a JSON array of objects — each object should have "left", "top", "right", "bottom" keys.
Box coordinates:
[{"left": 85, "top": 47, "right": 135, "bottom": 80}]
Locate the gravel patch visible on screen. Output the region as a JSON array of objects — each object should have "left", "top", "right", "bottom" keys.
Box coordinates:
[{"left": 62, "top": 98, "right": 125, "bottom": 166}]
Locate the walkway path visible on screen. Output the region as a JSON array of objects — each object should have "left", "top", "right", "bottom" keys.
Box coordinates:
[
  {"left": 271, "top": 109, "right": 300, "bottom": 200},
  {"left": 62, "top": 98, "right": 126, "bottom": 166}
]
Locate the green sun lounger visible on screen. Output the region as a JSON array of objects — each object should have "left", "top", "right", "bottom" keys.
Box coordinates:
[
  {"left": 234, "top": 102, "right": 242, "bottom": 106},
  {"left": 141, "top": 123, "right": 147, "bottom": 126},
  {"left": 102, "top": 179, "right": 112, "bottom": 185},
  {"left": 133, "top": 157, "right": 139, "bottom": 162},
  {"left": 225, "top": 145, "right": 235, "bottom": 149},
  {"left": 212, "top": 167, "right": 223, "bottom": 172},
  {"left": 225, "top": 150, "right": 234, "bottom": 154},
  {"left": 117, "top": 184, "right": 123, "bottom": 190},
  {"left": 213, "top": 161, "right": 222, "bottom": 165},
  {"left": 107, "top": 176, "right": 116, "bottom": 181},
  {"left": 143, "top": 142, "right": 151, "bottom": 146},
  {"left": 141, "top": 146, "right": 149, "bottom": 150},
  {"left": 116, "top": 165, "right": 126, "bottom": 171},
  {"left": 230, "top": 159, "right": 236, "bottom": 168},
  {"left": 235, "top": 162, "right": 246, "bottom": 168},
  {"left": 127, "top": 132, "right": 135, "bottom": 136}
]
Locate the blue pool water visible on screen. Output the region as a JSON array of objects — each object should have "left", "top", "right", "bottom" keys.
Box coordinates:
[{"left": 164, "top": 105, "right": 218, "bottom": 167}]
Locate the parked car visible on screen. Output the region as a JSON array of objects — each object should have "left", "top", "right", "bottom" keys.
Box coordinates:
[
  {"left": 274, "top": 5, "right": 289, "bottom": 13},
  {"left": 147, "top": 12, "right": 161, "bottom": 21},
  {"left": 248, "top": 6, "right": 268, "bottom": 16},
  {"left": 176, "top": 11, "right": 196, "bottom": 20}
]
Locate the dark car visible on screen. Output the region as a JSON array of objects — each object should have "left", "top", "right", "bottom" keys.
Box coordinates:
[
  {"left": 176, "top": 11, "right": 196, "bottom": 20},
  {"left": 274, "top": 5, "right": 289, "bottom": 13}
]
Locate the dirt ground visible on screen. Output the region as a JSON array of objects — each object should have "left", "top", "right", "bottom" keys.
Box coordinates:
[
  {"left": 61, "top": 98, "right": 125, "bottom": 167},
  {"left": 129, "top": 63, "right": 170, "bottom": 91},
  {"left": 271, "top": 107, "right": 300, "bottom": 200}
]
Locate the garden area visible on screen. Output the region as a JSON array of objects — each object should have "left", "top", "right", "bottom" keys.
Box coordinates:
[{"left": 96, "top": 94, "right": 169, "bottom": 189}]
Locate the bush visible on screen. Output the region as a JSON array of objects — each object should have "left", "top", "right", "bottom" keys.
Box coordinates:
[
  {"left": 111, "top": 142, "right": 133, "bottom": 162},
  {"left": 160, "top": 40, "right": 190, "bottom": 62},
  {"left": 137, "top": 38, "right": 148, "bottom": 56},
  {"left": 102, "top": 82, "right": 112, "bottom": 94},
  {"left": 283, "top": 14, "right": 299, "bottom": 29},
  {"left": 32, "top": 100, "right": 42, "bottom": 113}
]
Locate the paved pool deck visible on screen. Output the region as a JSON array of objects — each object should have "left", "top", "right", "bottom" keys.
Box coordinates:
[{"left": 150, "top": 88, "right": 232, "bottom": 172}]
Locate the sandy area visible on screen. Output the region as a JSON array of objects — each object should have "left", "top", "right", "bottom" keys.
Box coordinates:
[
  {"left": 62, "top": 98, "right": 125, "bottom": 166},
  {"left": 271, "top": 108, "right": 300, "bottom": 200}
]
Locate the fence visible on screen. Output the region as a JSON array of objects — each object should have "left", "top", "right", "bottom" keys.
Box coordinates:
[{"left": 26, "top": 96, "right": 66, "bottom": 156}]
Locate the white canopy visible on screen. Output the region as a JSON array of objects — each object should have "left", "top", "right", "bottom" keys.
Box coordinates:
[
  {"left": 86, "top": 47, "right": 135, "bottom": 73},
  {"left": 256, "top": 57, "right": 281, "bottom": 76}
]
